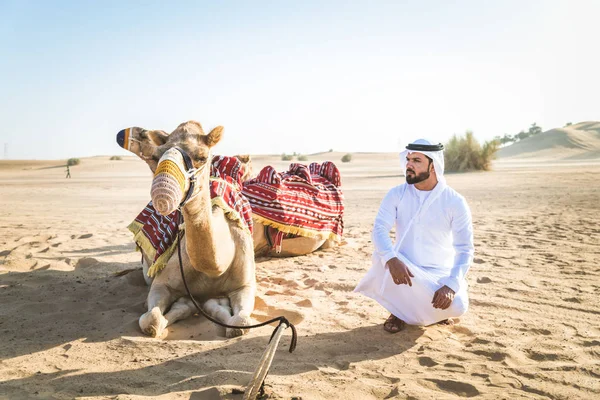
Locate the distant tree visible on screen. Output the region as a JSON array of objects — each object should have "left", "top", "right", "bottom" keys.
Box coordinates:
[
  {"left": 298, "top": 155, "right": 308, "bottom": 161},
  {"left": 281, "top": 153, "right": 293, "bottom": 161},
  {"left": 494, "top": 134, "right": 515, "bottom": 146},
  {"left": 515, "top": 130, "right": 528, "bottom": 141},
  {"left": 528, "top": 122, "right": 542, "bottom": 136},
  {"left": 565, "top": 122, "right": 572, "bottom": 126},
  {"left": 110, "top": 156, "right": 122, "bottom": 160},
  {"left": 341, "top": 153, "right": 352, "bottom": 163},
  {"left": 67, "top": 158, "right": 80, "bottom": 166},
  {"left": 329, "top": 149, "right": 333, "bottom": 152}
]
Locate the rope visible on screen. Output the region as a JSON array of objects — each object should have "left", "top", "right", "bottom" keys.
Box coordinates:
[{"left": 243, "top": 322, "right": 288, "bottom": 399}]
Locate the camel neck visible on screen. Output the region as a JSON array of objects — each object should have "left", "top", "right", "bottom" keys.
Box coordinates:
[{"left": 181, "top": 180, "right": 234, "bottom": 277}]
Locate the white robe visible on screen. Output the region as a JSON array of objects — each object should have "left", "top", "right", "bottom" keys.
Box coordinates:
[{"left": 354, "top": 180, "right": 474, "bottom": 325}]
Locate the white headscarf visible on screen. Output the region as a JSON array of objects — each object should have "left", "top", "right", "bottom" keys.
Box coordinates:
[{"left": 399, "top": 138, "right": 445, "bottom": 184}]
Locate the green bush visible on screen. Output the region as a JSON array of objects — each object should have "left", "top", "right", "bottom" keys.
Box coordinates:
[
  {"left": 67, "top": 158, "right": 80, "bottom": 166},
  {"left": 281, "top": 153, "right": 293, "bottom": 161},
  {"left": 444, "top": 131, "right": 499, "bottom": 172},
  {"left": 110, "top": 156, "right": 122, "bottom": 160},
  {"left": 341, "top": 153, "right": 352, "bottom": 163},
  {"left": 298, "top": 155, "right": 308, "bottom": 161}
]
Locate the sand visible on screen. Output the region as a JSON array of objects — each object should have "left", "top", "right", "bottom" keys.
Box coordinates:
[{"left": 0, "top": 150, "right": 599, "bottom": 399}]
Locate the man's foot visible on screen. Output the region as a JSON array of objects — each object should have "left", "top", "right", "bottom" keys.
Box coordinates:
[
  {"left": 383, "top": 314, "right": 406, "bottom": 333},
  {"left": 437, "top": 318, "right": 455, "bottom": 326}
]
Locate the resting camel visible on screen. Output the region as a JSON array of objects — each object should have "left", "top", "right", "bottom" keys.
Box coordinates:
[
  {"left": 119, "top": 124, "right": 333, "bottom": 258},
  {"left": 117, "top": 121, "right": 255, "bottom": 338},
  {"left": 232, "top": 154, "right": 336, "bottom": 258},
  {"left": 116, "top": 121, "right": 335, "bottom": 337}
]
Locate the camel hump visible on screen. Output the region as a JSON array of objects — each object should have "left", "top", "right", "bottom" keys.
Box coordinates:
[{"left": 309, "top": 161, "right": 341, "bottom": 187}]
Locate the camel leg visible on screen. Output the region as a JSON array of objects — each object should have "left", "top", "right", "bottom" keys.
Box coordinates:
[
  {"left": 226, "top": 286, "right": 255, "bottom": 338},
  {"left": 163, "top": 297, "right": 197, "bottom": 328},
  {"left": 319, "top": 239, "right": 337, "bottom": 250},
  {"left": 141, "top": 256, "right": 154, "bottom": 287},
  {"left": 203, "top": 298, "right": 233, "bottom": 321},
  {"left": 201, "top": 298, "right": 233, "bottom": 337},
  {"left": 139, "top": 283, "right": 175, "bottom": 338}
]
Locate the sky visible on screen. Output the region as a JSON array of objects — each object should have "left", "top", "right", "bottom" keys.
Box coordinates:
[{"left": 1, "top": 0, "right": 598, "bottom": 159}]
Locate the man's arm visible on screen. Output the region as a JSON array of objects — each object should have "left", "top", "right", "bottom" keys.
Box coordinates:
[
  {"left": 439, "top": 196, "right": 474, "bottom": 293},
  {"left": 372, "top": 187, "right": 401, "bottom": 265},
  {"left": 373, "top": 186, "right": 415, "bottom": 286}
]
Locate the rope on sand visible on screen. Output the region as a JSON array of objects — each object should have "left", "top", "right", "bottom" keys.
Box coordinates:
[{"left": 243, "top": 322, "right": 288, "bottom": 399}]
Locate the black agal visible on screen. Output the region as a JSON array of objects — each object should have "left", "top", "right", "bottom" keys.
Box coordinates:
[{"left": 405, "top": 143, "right": 444, "bottom": 151}]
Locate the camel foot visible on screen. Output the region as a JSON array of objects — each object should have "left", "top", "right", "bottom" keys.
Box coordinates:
[
  {"left": 225, "top": 312, "right": 252, "bottom": 338},
  {"left": 139, "top": 307, "right": 168, "bottom": 338}
]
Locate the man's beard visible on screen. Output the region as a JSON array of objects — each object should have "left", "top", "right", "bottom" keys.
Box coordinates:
[{"left": 406, "top": 169, "right": 430, "bottom": 184}]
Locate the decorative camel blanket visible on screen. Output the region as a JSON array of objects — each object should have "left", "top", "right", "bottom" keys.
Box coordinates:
[
  {"left": 242, "top": 161, "right": 344, "bottom": 242},
  {"left": 128, "top": 155, "right": 253, "bottom": 277}
]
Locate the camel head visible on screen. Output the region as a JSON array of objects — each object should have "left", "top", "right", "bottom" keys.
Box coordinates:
[
  {"left": 116, "top": 121, "right": 223, "bottom": 215},
  {"left": 234, "top": 154, "right": 253, "bottom": 181}
]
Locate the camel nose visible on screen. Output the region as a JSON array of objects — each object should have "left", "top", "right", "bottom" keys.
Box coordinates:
[{"left": 116, "top": 129, "right": 126, "bottom": 148}]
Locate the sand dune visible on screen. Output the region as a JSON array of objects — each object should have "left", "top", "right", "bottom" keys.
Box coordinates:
[
  {"left": 1, "top": 155, "right": 599, "bottom": 399},
  {"left": 498, "top": 121, "right": 600, "bottom": 160}
]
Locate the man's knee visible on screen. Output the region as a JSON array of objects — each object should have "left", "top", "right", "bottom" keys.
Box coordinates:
[{"left": 451, "top": 295, "right": 469, "bottom": 316}]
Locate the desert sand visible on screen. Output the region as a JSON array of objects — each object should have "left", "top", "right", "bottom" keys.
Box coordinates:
[{"left": 1, "top": 133, "right": 599, "bottom": 399}]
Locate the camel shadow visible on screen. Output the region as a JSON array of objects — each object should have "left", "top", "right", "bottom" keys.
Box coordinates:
[
  {"left": 0, "top": 258, "right": 149, "bottom": 361},
  {"left": 66, "top": 243, "right": 136, "bottom": 256},
  {"left": 1, "top": 323, "right": 423, "bottom": 398}
]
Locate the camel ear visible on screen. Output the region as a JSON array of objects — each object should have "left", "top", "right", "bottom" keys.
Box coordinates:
[
  {"left": 147, "top": 130, "right": 169, "bottom": 146},
  {"left": 235, "top": 154, "right": 251, "bottom": 163},
  {"left": 205, "top": 126, "right": 223, "bottom": 148}
]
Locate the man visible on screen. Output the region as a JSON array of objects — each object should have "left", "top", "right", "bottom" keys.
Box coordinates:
[{"left": 354, "top": 139, "right": 474, "bottom": 333}]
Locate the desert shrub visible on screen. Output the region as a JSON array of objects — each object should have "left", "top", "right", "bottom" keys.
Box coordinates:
[
  {"left": 281, "top": 153, "right": 293, "bottom": 161},
  {"left": 110, "top": 156, "right": 122, "bottom": 160},
  {"left": 444, "top": 131, "right": 499, "bottom": 172},
  {"left": 298, "top": 155, "right": 308, "bottom": 161},
  {"left": 341, "top": 153, "right": 352, "bottom": 163},
  {"left": 67, "top": 158, "right": 80, "bottom": 166}
]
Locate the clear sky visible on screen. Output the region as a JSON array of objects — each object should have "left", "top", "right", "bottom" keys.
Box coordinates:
[{"left": 1, "top": 0, "right": 598, "bottom": 159}]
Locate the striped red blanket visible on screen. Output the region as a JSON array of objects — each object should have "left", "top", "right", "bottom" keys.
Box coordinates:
[
  {"left": 242, "top": 161, "right": 344, "bottom": 241},
  {"left": 128, "top": 155, "right": 253, "bottom": 277}
]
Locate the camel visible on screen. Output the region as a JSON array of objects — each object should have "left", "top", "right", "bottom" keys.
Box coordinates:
[
  {"left": 118, "top": 125, "right": 335, "bottom": 259},
  {"left": 116, "top": 121, "right": 255, "bottom": 338},
  {"left": 231, "top": 155, "right": 336, "bottom": 258}
]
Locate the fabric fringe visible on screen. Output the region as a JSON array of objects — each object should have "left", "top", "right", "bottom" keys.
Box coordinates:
[
  {"left": 252, "top": 214, "right": 341, "bottom": 242},
  {"left": 211, "top": 196, "right": 251, "bottom": 235},
  {"left": 127, "top": 220, "right": 179, "bottom": 278}
]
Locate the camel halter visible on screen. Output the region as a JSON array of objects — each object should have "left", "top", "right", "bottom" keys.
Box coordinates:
[{"left": 151, "top": 147, "right": 208, "bottom": 215}]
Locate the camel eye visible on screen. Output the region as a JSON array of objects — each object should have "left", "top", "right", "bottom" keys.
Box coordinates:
[{"left": 196, "top": 156, "right": 208, "bottom": 164}]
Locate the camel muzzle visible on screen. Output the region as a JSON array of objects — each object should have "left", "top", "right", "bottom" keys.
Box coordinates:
[
  {"left": 151, "top": 148, "right": 187, "bottom": 215},
  {"left": 116, "top": 128, "right": 137, "bottom": 151},
  {"left": 151, "top": 147, "right": 207, "bottom": 215}
]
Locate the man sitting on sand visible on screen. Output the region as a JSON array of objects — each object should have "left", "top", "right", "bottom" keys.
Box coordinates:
[{"left": 354, "top": 139, "right": 474, "bottom": 333}]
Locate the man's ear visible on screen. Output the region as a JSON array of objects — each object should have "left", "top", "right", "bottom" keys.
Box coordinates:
[{"left": 205, "top": 126, "right": 223, "bottom": 148}]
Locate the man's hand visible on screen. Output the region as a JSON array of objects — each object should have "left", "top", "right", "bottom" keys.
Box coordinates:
[
  {"left": 432, "top": 285, "right": 455, "bottom": 310},
  {"left": 386, "top": 257, "right": 414, "bottom": 286}
]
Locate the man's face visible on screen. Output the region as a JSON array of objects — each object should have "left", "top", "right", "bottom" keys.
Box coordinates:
[{"left": 405, "top": 152, "right": 432, "bottom": 184}]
